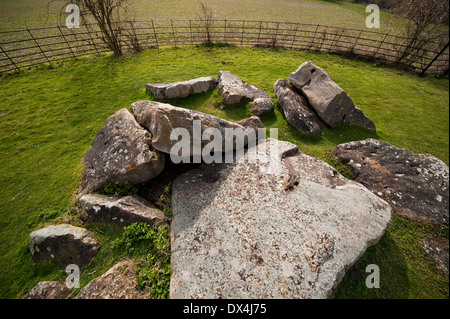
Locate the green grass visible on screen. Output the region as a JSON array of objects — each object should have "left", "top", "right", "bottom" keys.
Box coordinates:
[
  {"left": 0, "top": 45, "right": 448, "bottom": 299},
  {"left": 0, "top": 0, "right": 397, "bottom": 32}
]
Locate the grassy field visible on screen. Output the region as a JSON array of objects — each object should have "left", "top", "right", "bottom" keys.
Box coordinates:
[
  {"left": 0, "top": 45, "right": 448, "bottom": 299},
  {"left": 0, "top": 0, "right": 397, "bottom": 32}
]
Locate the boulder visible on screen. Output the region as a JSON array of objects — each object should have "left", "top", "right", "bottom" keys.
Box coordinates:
[
  {"left": 237, "top": 116, "right": 265, "bottom": 133},
  {"left": 274, "top": 78, "right": 327, "bottom": 136},
  {"left": 331, "top": 138, "right": 449, "bottom": 224},
  {"left": 423, "top": 236, "right": 449, "bottom": 278},
  {"left": 146, "top": 77, "right": 218, "bottom": 100},
  {"left": 289, "top": 61, "right": 373, "bottom": 130},
  {"left": 130, "top": 101, "right": 250, "bottom": 157},
  {"left": 29, "top": 224, "right": 100, "bottom": 267},
  {"left": 217, "top": 71, "right": 270, "bottom": 105},
  {"left": 79, "top": 194, "right": 166, "bottom": 227},
  {"left": 250, "top": 98, "right": 275, "bottom": 116},
  {"left": 24, "top": 281, "right": 71, "bottom": 299},
  {"left": 80, "top": 108, "right": 165, "bottom": 195},
  {"left": 342, "top": 106, "right": 376, "bottom": 132},
  {"left": 75, "top": 259, "right": 150, "bottom": 299},
  {"left": 170, "top": 138, "right": 392, "bottom": 299}
]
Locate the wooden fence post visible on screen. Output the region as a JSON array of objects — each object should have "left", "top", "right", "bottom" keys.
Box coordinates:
[
  {"left": 374, "top": 33, "right": 388, "bottom": 58},
  {"left": 27, "top": 28, "right": 52, "bottom": 67},
  {"left": 420, "top": 41, "right": 450, "bottom": 77},
  {"left": 0, "top": 44, "right": 19, "bottom": 71},
  {"left": 257, "top": 21, "right": 263, "bottom": 47},
  {"left": 290, "top": 23, "right": 299, "bottom": 50},
  {"left": 85, "top": 25, "right": 100, "bottom": 57},
  {"left": 151, "top": 20, "right": 159, "bottom": 50},
  {"left": 58, "top": 25, "right": 76, "bottom": 58},
  {"left": 351, "top": 30, "right": 363, "bottom": 54},
  {"left": 311, "top": 24, "right": 319, "bottom": 49},
  {"left": 241, "top": 20, "right": 245, "bottom": 47},
  {"left": 171, "top": 20, "right": 177, "bottom": 47}
]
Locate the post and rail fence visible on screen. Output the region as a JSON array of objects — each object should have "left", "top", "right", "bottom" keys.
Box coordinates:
[{"left": 0, "top": 19, "right": 448, "bottom": 76}]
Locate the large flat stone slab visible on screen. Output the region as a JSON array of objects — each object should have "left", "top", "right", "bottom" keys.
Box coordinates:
[
  {"left": 171, "top": 139, "right": 392, "bottom": 299},
  {"left": 146, "top": 77, "right": 218, "bottom": 100},
  {"left": 331, "top": 138, "right": 449, "bottom": 224},
  {"left": 80, "top": 108, "right": 165, "bottom": 195},
  {"left": 130, "top": 101, "right": 249, "bottom": 157}
]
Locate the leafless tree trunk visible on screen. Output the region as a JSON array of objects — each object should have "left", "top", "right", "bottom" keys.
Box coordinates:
[
  {"left": 55, "top": 0, "right": 141, "bottom": 56},
  {"left": 198, "top": 2, "right": 216, "bottom": 44},
  {"left": 392, "top": 0, "right": 449, "bottom": 69}
]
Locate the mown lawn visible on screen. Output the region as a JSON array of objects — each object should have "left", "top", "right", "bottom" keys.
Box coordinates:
[{"left": 0, "top": 45, "right": 448, "bottom": 299}]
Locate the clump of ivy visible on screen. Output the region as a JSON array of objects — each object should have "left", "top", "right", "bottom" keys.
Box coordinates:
[{"left": 112, "top": 222, "right": 171, "bottom": 299}]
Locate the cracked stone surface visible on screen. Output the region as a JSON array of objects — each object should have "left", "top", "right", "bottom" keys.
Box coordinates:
[
  {"left": 75, "top": 259, "right": 150, "bottom": 299},
  {"left": 331, "top": 138, "right": 449, "bottom": 225},
  {"left": 217, "top": 71, "right": 270, "bottom": 105},
  {"left": 171, "top": 138, "right": 392, "bottom": 299},
  {"left": 80, "top": 108, "right": 165, "bottom": 195},
  {"left": 79, "top": 194, "right": 166, "bottom": 227},
  {"left": 29, "top": 224, "right": 100, "bottom": 267},
  {"left": 146, "top": 77, "right": 218, "bottom": 100},
  {"left": 24, "top": 281, "right": 71, "bottom": 299}
]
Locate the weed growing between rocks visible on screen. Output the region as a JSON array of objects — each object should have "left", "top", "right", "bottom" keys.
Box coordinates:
[{"left": 112, "top": 222, "right": 171, "bottom": 299}]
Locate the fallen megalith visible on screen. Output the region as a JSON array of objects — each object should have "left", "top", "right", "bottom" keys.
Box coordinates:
[
  {"left": 170, "top": 138, "right": 392, "bottom": 299},
  {"left": 130, "top": 100, "right": 251, "bottom": 158},
  {"left": 80, "top": 108, "right": 165, "bottom": 195},
  {"left": 289, "top": 61, "right": 376, "bottom": 131},
  {"left": 29, "top": 224, "right": 100, "bottom": 267},
  {"left": 146, "top": 77, "right": 218, "bottom": 100},
  {"left": 331, "top": 138, "right": 449, "bottom": 225},
  {"left": 217, "top": 71, "right": 270, "bottom": 105},
  {"left": 274, "top": 78, "right": 327, "bottom": 136},
  {"left": 79, "top": 194, "right": 166, "bottom": 227},
  {"left": 75, "top": 259, "right": 150, "bottom": 299}
]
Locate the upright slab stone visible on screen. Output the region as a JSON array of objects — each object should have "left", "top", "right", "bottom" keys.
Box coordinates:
[
  {"left": 29, "top": 224, "right": 100, "bottom": 267},
  {"left": 217, "top": 71, "right": 270, "bottom": 105},
  {"left": 80, "top": 108, "right": 165, "bottom": 194},
  {"left": 274, "top": 78, "right": 327, "bottom": 136},
  {"left": 146, "top": 77, "right": 218, "bottom": 100},
  {"left": 331, "top": 138, "right": 449, "bottom": 224},
  {"left": 171, "top": 139, "right": 392, "bottom": 299},
  {"left": 130, "top": 101, "right": 250, "bottom": 157}
]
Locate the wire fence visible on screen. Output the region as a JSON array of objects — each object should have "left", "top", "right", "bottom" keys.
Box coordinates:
[{"left": 0, "top": 19, "right": 448, "bottom": 75}]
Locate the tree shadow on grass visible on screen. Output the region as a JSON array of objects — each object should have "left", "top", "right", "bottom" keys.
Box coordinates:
[{"left": 334, "top": 230, "right": 410, "bottom": 299}]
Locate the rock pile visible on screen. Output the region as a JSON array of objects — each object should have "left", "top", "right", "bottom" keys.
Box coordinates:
[
  {"left": 26, "top": 63, "right": 446, "bottom": 299},
  {"left": 276, "top": 61, "right": 376, "bottom": 135}
]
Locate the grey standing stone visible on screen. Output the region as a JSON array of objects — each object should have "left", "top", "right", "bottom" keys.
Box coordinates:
[{"left": 171, "top": 138, "right": 392, "bottom": 299}]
